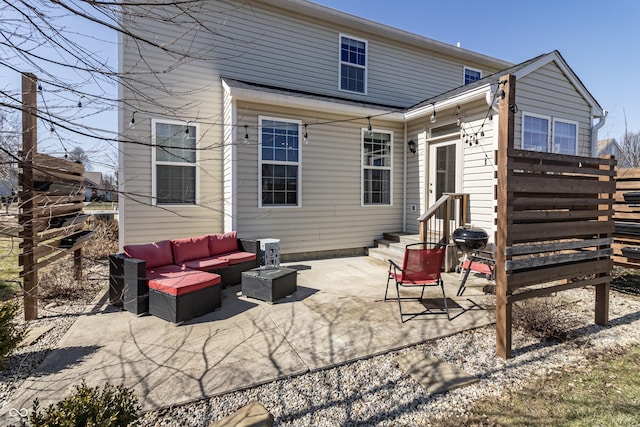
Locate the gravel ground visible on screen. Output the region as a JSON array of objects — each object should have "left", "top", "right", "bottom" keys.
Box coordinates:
[{"left": 2, "top": 266, "right": 640, "bottom": 426}]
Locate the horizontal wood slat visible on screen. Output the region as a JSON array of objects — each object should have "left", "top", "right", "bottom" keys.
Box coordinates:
[
  {"left": 507, "top": 148, "right": 616, "bottom": 167},
  {"left": 509, "top": 220, "right": 613, "bottom": 242},
  {"left": 506, "top": 248, "right": 613, "bottom": 272},
  {"left": 34, "top": 153, "right": 84, "bottom": 175},
  {"left": 507, "top": 259, "right": 612, "bottom": 291},
  {"left": 510, "top": 196, "right": 601, "bottom": 210},
  {"left": 506, "top": 237, "right": 614, "bottom": 256},
  {"left": 508, "top": 175, "right": 615, "bottom": 194},
  {"left": 508, "top": 275, "right": 611, "bottom": 303},
  {"left": 509, "top": 209, "right": 612, "bottom": 221},
  {"left": 507, "top": 160, "right": 615, "bottom": 177}
]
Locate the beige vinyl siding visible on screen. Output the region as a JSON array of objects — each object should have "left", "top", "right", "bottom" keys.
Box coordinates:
[
  {"left": 118, "top": 1, "right": 508, "bottom": 246},
  {"left": 233, "top": 101, "right": 404, "bottom": 255},
  {"left": 459, "top": 103, "right": 497, "bottom": 240},
  {"left": 405, "top": 119, "right": 428, "bottom": 234},
  {"left": 515, "top": 62, "right": 592, "bottom": 156},
  {"left": 121, "top": 2, "right": 505, "bottom": 108}
]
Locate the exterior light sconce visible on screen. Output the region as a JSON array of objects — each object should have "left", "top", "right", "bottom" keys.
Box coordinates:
[{"left": 408, "top": 139, "right": 417, "bottom": 154}]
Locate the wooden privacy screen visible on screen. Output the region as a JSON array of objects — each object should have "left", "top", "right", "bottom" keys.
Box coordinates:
[
  {"left": 495, "top": 74, "right": 615, "bottom": 359},
  {"left": 19, "top": 73, "right": 94, "bottom": 321},
  {"left": 612, "top": 167, "right": 640, "bottom": 267}
]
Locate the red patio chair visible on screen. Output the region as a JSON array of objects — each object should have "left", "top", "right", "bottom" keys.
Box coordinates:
[{"left": 384, "top": 242, "right": 449, "bottom": 322}]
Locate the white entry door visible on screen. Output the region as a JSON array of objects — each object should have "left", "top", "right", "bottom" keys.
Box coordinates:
[{"left": 428, "top": 138, "right": 459, "bottom": 224}]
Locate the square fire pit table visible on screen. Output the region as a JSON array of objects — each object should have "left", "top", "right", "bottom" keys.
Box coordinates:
[{"left": 241, "top": 266, "right": 297, "bottom": 303}]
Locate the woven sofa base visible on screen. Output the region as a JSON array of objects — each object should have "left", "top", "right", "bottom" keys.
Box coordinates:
[
  {"left": 214, "top": 260, "right": 259, "bottom": 287},
  {"left": 148, "top": 284, "right": 221, "bottom": 324}
]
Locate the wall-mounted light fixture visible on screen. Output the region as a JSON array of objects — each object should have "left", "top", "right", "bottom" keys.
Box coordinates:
[{"left": 408, "top": 139, "right": 417, "bottom": 154}]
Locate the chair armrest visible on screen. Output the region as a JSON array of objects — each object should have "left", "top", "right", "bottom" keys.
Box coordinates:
[{"left": 388, "top": 259, "right": 402, "bottom": 272}]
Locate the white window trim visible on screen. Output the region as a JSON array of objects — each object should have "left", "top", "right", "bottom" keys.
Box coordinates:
[
  {"left": 521, "top": 111, "right": 551, "bottom": 152},
  {"left": 361, "top": 128, "right": 393, "bottom": 207},
  {"left": 258, "top": 115, "right": 302, "bottom": 209},
  {"left": 338, "top": 33, "right": 368, "bottom": 95},
  {"left": 463, "top": 66, "right": 482, "bottom": 85},
  {"left": 552, "top": 117, "right": 579, "bottom": 155},
  {"left": 151, "top": 118, "right": 200, "bottom": 207}
]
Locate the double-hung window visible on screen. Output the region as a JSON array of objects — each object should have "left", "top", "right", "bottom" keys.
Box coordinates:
[
  {"left": 152, "top": 119, "right": 197, "bottom": 205},
  {"left": 464, "top": 67, "right": 482, "bottom": 85},
  {"left": 552, "top": 118, "right": 578, "bottom": 155},
  {"left": 340, "top": 35, "right": 367, "bottom": 94},
  {"left": 259, "top": 117, "right": 301, "bottom": 207},
  {"left": 522, "top": 112, "right": 578, "bottom": 155},
  {"left": 362, "top": 130, "right": 392, "bottom": 205}
]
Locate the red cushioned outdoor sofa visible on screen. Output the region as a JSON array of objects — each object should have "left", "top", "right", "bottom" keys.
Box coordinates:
[{"left": 110, "top": 232, "right": 259, "bottom": 323}]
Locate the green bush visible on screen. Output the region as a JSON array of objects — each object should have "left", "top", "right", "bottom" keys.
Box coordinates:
[
  {"left": 25, "top": 382, "right": 140, "bottom": 427},
  {"left": 0, "top": 299, "right": 25, "bottom": 367}
]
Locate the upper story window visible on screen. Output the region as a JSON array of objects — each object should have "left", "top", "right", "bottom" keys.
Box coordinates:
[
  {"left": 152, "top": 119, "right": 198, "bottom": 205},
  {"left": 522, "top": 112, "right": 578, "bottom": 155},
  {"left": 259, "top": 117, "right": 301, "bottom": 208},
  {"left": 464, "top": 67, "right": 482, "bottom": 85},
  {"left": 362, "top": 130, "right": 392, "bottom": 206},
  {"left": 340, "top": 35, "right": 367, "bottom": 94}
]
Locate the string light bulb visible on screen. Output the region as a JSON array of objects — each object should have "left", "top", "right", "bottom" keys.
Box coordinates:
[
  {"left": 129, "top": 111, "right": 136, "bottom": 129},
  {"left": 303, "top": 124, "right": 309, "bottom": 144},
  {"left": 430, "top": 110, "right": 437, "bottom": 124},
  {"left": 243, "top": 125, "right": 249, "bottom": 144},
  {"left": 77, "top": 95, "right": 86, "bottom": 108},
  {"left": 367, "top": 116, "right": 372, "bottom": 135}
]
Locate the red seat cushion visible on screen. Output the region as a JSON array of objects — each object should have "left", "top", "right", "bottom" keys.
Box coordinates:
[
  {"left": 148, "top": 269, "right": 221, "bottom": 296},
  {"left": 220, "top": 251, "right": 256, "bottom": 265},
  {"left": 171, "top": 235, "right": 210, "bottom": 264},
  {"left": 462, "top": 259, "right": 493, "bottom": 275},
  {"left": 183, "top": 256, "right": 229, "bottom": 271},
  {"left": 124, "top": 240, "right": 173, "bottom": 269},
  {"left": 390, "top": 272, "right": 438, "bottom": 286},
  {"left": 209, "top": 231, "right": 238, "bottom": 256}
]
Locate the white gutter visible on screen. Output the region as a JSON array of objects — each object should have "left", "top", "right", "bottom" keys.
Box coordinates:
[
  {"left": 404, "top": 84, "right": 492, "bottom": 121},
  {"left": 591, "top": 109, "right": 608, "bottom": 157}
]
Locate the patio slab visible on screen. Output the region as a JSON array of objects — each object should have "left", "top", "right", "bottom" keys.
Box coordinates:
[{"left": 1, "top": 256, "right": 494, "bottom": 420}]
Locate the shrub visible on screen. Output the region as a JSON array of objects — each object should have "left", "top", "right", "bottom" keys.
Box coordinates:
[
  {"left": 25, "top": 382, "right": 140, "bottom": 427},
  {"left": 513, "top": 296, "right": 578, "bottom": 341},
  {"left": 0, "top": 299, "right": 26, "bottom": 367},
  {"left": 83, "top": 217, "right": 119, "bottom": 260}
]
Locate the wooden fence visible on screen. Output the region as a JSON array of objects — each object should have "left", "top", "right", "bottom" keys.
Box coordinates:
[
  {"left": 18, "top": 73, "right": 94, "bottom": 321},
  {"left": 495, "top": 74, "right": 615, "bottom": 359},
  {"left": 612, "top": 167, "right": 640, "bottom": 268}
]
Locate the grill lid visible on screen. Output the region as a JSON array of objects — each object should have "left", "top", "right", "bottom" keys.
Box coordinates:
[{"left": 452, "top": 226, "right": 489, "bottom": 252}]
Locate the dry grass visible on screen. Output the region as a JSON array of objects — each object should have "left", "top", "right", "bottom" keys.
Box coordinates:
[
  {"left": 440, "top": 345, "right": 640, "bottom": 426},
  {"left": 0, "top": 217, "right": 21, "bottom": 300}
]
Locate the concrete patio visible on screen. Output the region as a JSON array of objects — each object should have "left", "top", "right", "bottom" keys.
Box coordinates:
[{"left": 2, "top": 256, "right": 495, "bottom": 419}]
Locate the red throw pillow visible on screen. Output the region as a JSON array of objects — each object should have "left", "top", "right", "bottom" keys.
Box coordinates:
[
  {"left": 171, "top": 235, "right": 210, "bottom": 264},
  {"left": 208, "top": 231, "right": 238, "bottom": 256},
  {"left": 124, "top": 240, "right": 173, "bottom": 269}
]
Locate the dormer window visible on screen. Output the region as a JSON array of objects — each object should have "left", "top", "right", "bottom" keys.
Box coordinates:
[
  {"left": 464, "top": 67, "right": 482, "bottom": 85},
  {"left": 339, "top": 35, "right": 367, "bottom": 94}
]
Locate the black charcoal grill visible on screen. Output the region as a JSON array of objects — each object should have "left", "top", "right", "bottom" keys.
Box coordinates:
[{"left": 452, "top": 225, "right": 489, "bottom": 253}]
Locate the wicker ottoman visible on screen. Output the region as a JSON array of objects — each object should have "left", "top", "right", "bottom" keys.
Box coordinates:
[
  {"left": 148, "top": 269, "right": 222, "bottom": 323},
  {"left": 241, "top": 266, "right": 297, "bottom": 303}
]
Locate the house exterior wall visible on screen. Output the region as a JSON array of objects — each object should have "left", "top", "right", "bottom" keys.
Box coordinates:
[
  {"left": 232, "top": 101, "right": 405, "bottom": 255},
  {"left": 118, "top": 0, "right": 509, "bottom": 249},
  {"left": 515, "top": 62, "right": 592, "bottom": 156}
]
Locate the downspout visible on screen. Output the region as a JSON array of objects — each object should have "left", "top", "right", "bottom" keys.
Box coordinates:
[
  {"left": 402, "top": 121, "right": 408, "bottom": 232},
  {"left": 591, "top": 109, "right": 608, "bottom": 157}
]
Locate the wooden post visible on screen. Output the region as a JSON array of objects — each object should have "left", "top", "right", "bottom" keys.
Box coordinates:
[
  {"left": 496, "top": 74, "right": 516, "bottom": 359},
  {"left": 74, "top": 248, "right": 83, "bottom": 280},
  {"left": 595, "top": 156, "right": 614, "bottom": 326},
  {"left": 20, "top": 73, "right": 38, "bottom": 321}
]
